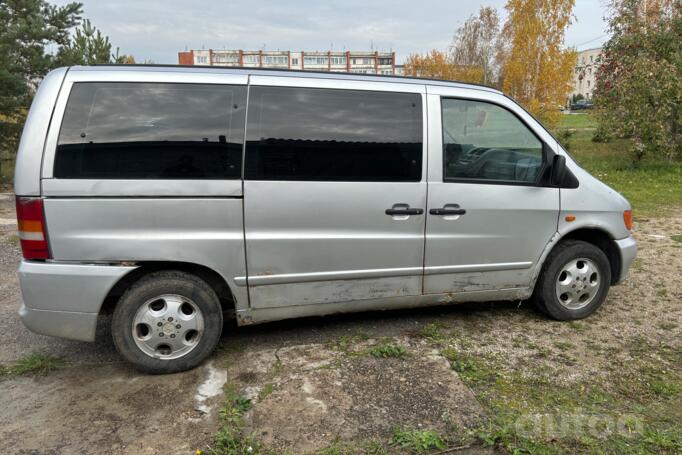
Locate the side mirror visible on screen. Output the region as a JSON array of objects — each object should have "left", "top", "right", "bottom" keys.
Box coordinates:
[{"left": 550, "top": 154, "right": 566, "bottom": 187}]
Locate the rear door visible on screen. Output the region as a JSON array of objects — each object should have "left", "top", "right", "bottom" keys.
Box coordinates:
[
  {"left": 242, "top": 76, "right": 427, "bottom": 309},
  {"left": 424, "top": 87, "right": 560, "bottom": 295},
  {"left": 40, "top": 69, "right": 251, "bottom": 307}
]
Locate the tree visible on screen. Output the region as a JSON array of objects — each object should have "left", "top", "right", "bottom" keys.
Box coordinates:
[
  {"left": 114, "top": 52, "right": 136, "bottom": 65},
  {"left": 500, "top": 0, "right": 577, "bottom": 128},
  {"left": 450, "top": 6, "right": 502, "bottom": 86},
  {"left": 0, "top": 0, "right": 82, "bottom": 183},
  {"left": 56, "top": 19, "right": 113, "bottom": 66},
  {"left": 404, "top": 49, "right": 486, "bottom": 84},
  {"left": 0, "top": 0, "right": 82, "bottom": 118},
  {"left": 0, "top": 1, "right": 125, "bottom": 184},
  {"left": 593, "top": 0, "right": 681, "bottom": 163}
]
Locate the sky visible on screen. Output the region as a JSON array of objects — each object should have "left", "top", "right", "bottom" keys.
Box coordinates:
[{"left": 51, "top": 0, "right": 611, "bottom": 64}]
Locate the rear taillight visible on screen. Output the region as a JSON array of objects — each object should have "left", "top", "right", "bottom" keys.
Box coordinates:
[
  {"left": 623, "top": 210, "right": 633, "bottom": 231},
  {"left": 16, "top": 197, "right": 51, "bottom": 260}
]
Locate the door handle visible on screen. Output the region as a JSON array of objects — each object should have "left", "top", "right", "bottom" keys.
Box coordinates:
[
  {"left": 385, "top": 204, "right": 424, "bottom": 216},
  {"left": 429, "top": 207, "right": 466, "bottom": 216}
]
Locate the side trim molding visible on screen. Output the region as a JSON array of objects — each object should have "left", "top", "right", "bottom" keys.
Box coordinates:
[
  {"left": 236, "top": 261, "right": 533, "bottom": 287},
  {"left": 424, "top": 261, "right": 532, "bottom": 275},
  {"left": 235, "top": 266, "right": 423, "bottom": 286}
]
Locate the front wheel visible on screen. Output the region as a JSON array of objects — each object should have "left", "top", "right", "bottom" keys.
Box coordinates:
[
  {"left": 112, "top": 271, "right": 223, "bottom": 374},
  {"left": 533, "top": 240, "right": 611, "bottom": 320}
]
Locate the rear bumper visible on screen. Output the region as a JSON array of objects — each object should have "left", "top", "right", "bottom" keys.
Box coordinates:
[
  {"left": 19, "top": 304, "right": 100, "bottom": 342},
  {"left": 614, "top": 236, "right": 637, "bottom": 284},
  {"left": 18, "top": 261, "right": 136, "bottom": 342}
]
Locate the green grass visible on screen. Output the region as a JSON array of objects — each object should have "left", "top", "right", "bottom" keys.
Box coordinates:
[
  {"left": 558, "top": 113, "right": 598, "bottom": 129},
  {"left": 328, "top": 332, "right": 370, "bottom": 355},
  {"left": 207, "top": 385, "right": 275, "bottom": 455},
  {"left": 316, "top": 440, "right": 356, "bottom": 455},
  {"left": 567, "top": 321, "right": 586, "bottom": 333},
  {"left": 0, "top": 157, "right": 15, "bottom": 185},
  {"left": 420, "top": 323, "right": 448, "bottom": 343},
  {"left": 369, "top": 343, "right": 406, "bottom": 359},
  {"left": 439, "top": 342, "right": 682, "bottom": 454},
  {"left": 553, "top": 341, "right": 575, "bottom": 351},
  {"left": 391, "top": 427, "right": 446, "bottom": 453},
  {"left": 672, "top": 235, "right": 682, "bottom": 243},
  {"left": 257, "top": 383, "right": 274, "bottom": 402},
  {"left": 555, "top": 114, "right": 682, "bottom": 217},
  {"left": 649, "top": 379, "right": 680, "bottom": 397},
  {"left": 329, "top": 335, "right": 409, "bottom": 360},
  {"left": 0, "top": 352, "right": 63, "bottom": 378}
]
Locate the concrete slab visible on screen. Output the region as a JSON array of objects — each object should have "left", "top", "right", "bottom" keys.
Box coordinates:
[{"left": 229, "top": 341, "right": 485, "bottom": 453}]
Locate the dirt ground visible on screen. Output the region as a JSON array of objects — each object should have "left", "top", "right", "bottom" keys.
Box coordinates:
[{"left": 0, "top": 192, "right": 680, "bottom": 454}]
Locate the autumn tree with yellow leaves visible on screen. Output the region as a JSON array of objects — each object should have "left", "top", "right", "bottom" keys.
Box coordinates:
[
  {"left": 405, "top": 1, "right": 576, "bottom": 129},
  {"left": 404, "top": 7, "right": 499, "bottom": 86},
  {"left": 450, "top": 6, "right": 502, "bottom": 86},
  {"left": 500, "top": 0, "right": 577, "bottom": 128},
  {"left": 404, "top": 50, "right": 486, "bottom": 84}
]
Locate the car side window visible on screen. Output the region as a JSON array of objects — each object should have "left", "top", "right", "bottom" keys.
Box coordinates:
[
  {"left": 244, "top": 86, "right": 423, "bottom": 181},
  {"left": 441, "top": 98, "right": 544, "bottom": 184},
  {"left": 55, "top": 82, "right": 246, "bottom": 179}
]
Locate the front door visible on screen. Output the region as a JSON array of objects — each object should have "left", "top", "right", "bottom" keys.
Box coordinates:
[
  {"left": 424, "top": 91, "right": 560, "bottom": 295},
  {"left": 242, "top": 78, "right": 427, "bottom": 309}
]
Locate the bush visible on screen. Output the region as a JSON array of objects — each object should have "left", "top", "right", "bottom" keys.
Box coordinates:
[{"left": 556, "top": 129, "right": 575, "bottom": 151}]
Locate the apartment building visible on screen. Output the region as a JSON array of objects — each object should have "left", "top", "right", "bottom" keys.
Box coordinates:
[
  {"left": 570, "top": 47, "right": 602, "bottom": 101},
  {"left": 178, "top": 49, "right": 399, "bottom": 75}
]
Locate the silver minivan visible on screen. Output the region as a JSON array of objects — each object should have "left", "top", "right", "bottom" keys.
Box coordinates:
[{"left": 14, "top": 65, "right": 636, "bottom": 373}]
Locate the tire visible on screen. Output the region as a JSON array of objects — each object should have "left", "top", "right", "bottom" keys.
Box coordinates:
[
  {"left": 112, "top": 271, "right": 223, "bottom": 374},
  {"left": 533, "top": 240, "right": 611, "bottom": 321}
]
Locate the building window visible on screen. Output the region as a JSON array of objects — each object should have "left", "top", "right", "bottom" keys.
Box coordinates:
[
  {"left": 331, "top": 56, "right": 346, "bottom": 65},
  {"left": 304, "top": 56, "right": 328, "bottom": 66},
  {"left": 213, "top": 54, "right": 238, "bottom": 64},
  {"left": 245, "top": 86, "right": 423, "bottom": 181},
  {"left": 264, "top": 55, "right": 288, "bottom": 65},
  {"left": 243, "top": 55, "right": 259, "bottom": 64},
  {"left": 196, "top": 56, "right": 208, "bottom": 64},
  {"left": 55, "top": 83, "right": 247, "bottom": 179},
  {"left": 351, "top": 58, "right": 373, "bottom": 65},
  {"left": 378, "top": 58, "right": 392, "bottom": 65},
  {"left": 291, "top": 58, "right": 298, "bottom": 65}
]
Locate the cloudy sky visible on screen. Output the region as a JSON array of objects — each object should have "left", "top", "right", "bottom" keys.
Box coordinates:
[{"left": 52, "top": 0, "right": 611, "bottom": 64}]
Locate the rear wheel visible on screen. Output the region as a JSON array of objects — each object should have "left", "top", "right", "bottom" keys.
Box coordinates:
[
  {"left": 112, "top": 271, "right": 223, "bottom": 374},
  {"left": 533, "top": 240, "right": 611, "bottom": 320}
]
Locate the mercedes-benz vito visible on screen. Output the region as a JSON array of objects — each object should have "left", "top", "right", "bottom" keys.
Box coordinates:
[{"left": 14, "top": 65, "right": 637, "bottom": 373}]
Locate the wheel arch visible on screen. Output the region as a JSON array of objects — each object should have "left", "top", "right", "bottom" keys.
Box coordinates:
[
  {"left": 100, "top": 261, "right": 237, "bottom": 317},
  {"left": 550, "top": 228, "right": 622, "bottom": 285}
]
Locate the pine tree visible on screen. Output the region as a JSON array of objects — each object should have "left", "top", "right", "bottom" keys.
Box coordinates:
[
  {"left": 0, "top": 0, "right": 82, "bottom": 116},
  {"left": 0, "top": 0, "right": 82, "bottom": 182},
  {"left": 56, "top": 19, "right": 113, "bottom": 66}
]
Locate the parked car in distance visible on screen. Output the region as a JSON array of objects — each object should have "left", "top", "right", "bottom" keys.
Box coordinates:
[
  {"left": 570, "top": 100, "right": 594, "bottom": 110},
  {"left": 14, "top": 65, "right": 636, "bottom": 373}
]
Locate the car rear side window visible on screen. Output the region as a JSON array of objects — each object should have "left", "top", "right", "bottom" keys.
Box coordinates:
[
  {"left": 244, "top": 86, "right": 422, "bottom": 181},
  {"left": 55, "top": 82, "right": 246, "bottom": 179}
]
